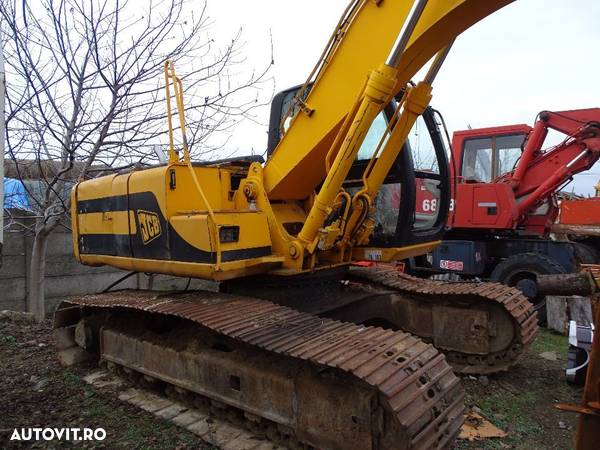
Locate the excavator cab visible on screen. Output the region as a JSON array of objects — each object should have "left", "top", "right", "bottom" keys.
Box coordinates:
[{"left": 267, "top": 85, "right": 451, "bottom": 251}]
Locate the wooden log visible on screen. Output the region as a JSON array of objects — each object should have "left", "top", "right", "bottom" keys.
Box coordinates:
[
  {"left": 546, "top": 296, "right": 593, "bottom": 334},
  {"left": 537, "top": 272, "right": 596, "bottom": 296}
]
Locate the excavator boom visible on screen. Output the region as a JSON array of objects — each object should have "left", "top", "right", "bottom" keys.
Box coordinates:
[
  {"left": 265, "top": 0, "right": 512, "bottom": 200},
  {"left": 451, "top": 108, "right": 600, "bottom": 233},
  {"left": 508, "top": 109, "right": 600, "bottom": 219}
]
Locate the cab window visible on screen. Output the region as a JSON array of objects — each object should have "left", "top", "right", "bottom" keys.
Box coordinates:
[
  {"left": 462, "top": 137, "right": 493, "bottom": 182},
  {"left": 280, "top": 90, "right": 298, "bottom": 135},
  {"left": 407, "top": 115, "right": 440, "bottom": 174},
  {"left": 461, "top": 133, "right": 526, "bottom": 182},
  {"left": 496, "top": 134, "right": 524, "bottom": 177},
  {"left": 357, "top": 112, "right": 389, "bottom": 160}
]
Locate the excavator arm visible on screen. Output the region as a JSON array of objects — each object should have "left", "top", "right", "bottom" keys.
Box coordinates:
[
  {"left": 260, "top": 0, "right": 514, "bottom": 266},
  {"left": 264, "top": 0, "right": 513, "bottom": 200}
]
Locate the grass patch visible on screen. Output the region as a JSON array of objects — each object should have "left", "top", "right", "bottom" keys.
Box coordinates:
[
  {"left": 456, "top": 389, "right": 545, "bottom": 450},
  {"left": 61, "top": 369, "right": 83, "bottom": 385},
  {"left": 117, "top": 415, "right": 213, "bottom": 450},
  {"left": 530, "top": 328, "right": 567, "bottom": 355},
  {"left": 477, "top": 390, "right": 541, "bottom": 433},
  {"left": 0, "top": 334, "right": 17, "bottom": 344},
  {"left": 82, "top": 403, "right": 111, "bottom": 419}
]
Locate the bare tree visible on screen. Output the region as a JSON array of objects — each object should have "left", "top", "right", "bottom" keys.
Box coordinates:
[{"left": 1, "top": 0, "right": 273, "bottom": 320}]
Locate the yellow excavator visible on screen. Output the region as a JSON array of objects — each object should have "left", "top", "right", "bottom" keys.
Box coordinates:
[{"left": 55, "top": 1, "right": 538, "bottom": 448}]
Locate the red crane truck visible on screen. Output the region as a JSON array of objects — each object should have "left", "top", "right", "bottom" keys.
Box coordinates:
[{"left": 409, "top": 108, "right": 600, "bottom": 320}]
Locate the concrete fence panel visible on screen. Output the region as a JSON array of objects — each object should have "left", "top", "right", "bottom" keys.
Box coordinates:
[{"left": 0, "top": 228, "right": 215, "bottom": 315}]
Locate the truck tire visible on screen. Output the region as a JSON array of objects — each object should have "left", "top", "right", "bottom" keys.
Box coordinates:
[
  {"left": 573, "top": 242, "right": 600, "bottom": 265},
  {"left": 491, "top": 253, "right": 565, "bottom": 326}
]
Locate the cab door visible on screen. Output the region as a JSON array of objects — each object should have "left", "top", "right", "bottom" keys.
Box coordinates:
[{"left": 347, "top": 105, "right": 450, "bottom": 248}]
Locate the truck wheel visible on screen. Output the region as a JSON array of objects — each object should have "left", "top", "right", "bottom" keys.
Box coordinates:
[
  {"left": 491, "top": 253, "right": 565, "bottom": 326},
  {"left": 573, "top": 242, "right": 600, "bottom": 264}
]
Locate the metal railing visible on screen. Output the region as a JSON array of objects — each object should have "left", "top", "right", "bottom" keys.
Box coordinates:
[{"left": 164, "top": 60, "right": 222, "bottom": 269}]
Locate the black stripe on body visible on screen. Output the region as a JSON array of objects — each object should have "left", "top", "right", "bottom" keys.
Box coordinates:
[
  {"left": 77, "top": 191, "right": 272, "bottom": 264},
  {"left": 78, "top": 195, "right": 128, "bottom": 213}
]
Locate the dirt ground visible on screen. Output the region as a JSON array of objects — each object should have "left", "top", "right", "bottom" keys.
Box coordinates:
[
  {"left": 454, "top": 329, "right": 581, "bottom": 450},
  {"left": 0, "top": 316, "right": 212, "bottom": 450},
  {"left": 0, "top": 315, "right": 582, "bottom": 450}
]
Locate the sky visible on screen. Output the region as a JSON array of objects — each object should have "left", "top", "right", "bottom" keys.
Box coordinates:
[{"left": 203, "top": 0, "right": 600, "bottom": 195}]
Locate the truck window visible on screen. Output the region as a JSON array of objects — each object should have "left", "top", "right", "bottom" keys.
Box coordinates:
[
  {"left": 496, "top": 134, "right": 525, "bottom": 177},
  {"left": 462, "top": 137, "right": 493, "bottom": 182}
]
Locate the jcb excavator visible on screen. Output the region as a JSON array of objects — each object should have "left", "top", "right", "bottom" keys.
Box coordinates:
[{"left": 54, "top": 1, "right": 537, "bottom": 448}]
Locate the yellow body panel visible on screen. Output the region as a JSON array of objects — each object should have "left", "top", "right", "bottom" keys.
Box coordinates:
[
  {"left": 170, "top": 211, "right": 272, "bottom": 254},
  {"left": 72, "top": 163, "right": 280, "bottom": 279},
  {"left": 77, "top": 211, "right": 135, "bottom": 236},
  {"left": 78, "top": 254, "right": 284, "bottom": 281}
]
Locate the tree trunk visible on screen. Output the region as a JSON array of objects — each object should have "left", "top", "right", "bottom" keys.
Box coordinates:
[
  {"left": 27, "top": 214, "right": 59, "bottom": 322},
  {"left": 28, "top": 228, "right": 50, "bottom": 321}
]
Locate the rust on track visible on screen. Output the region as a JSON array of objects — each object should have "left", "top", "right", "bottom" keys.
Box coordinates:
[
  {"left": 55, "top": 289, "right": 465, "bottom": 449},
  {"left": 350, "top": 266, "right": 538, "bottom": 374}
]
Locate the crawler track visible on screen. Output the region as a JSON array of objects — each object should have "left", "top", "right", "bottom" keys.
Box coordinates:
[
  {"left": 55, "top": 290, "right": 465, "bottom": 450},
  {"left": 350, "top": 266, "right": 539, "bottom": 374}
]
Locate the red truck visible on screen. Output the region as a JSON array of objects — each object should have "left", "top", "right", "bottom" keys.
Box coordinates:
[{"left": 408, "top": 109, "right": 600, "bottom": 320}]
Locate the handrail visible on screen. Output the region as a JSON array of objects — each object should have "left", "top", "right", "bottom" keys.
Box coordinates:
[{"left": 164, "top": 60, "right": 221, "bottom": 269}]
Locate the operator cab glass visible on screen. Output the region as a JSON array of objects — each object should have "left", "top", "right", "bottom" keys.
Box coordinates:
[
  {"left": 350, "top": 106, "right": 450, "bottom": 247},
  {"left": 357, "top": 112, "right": 389, "bottom": 160},
  {"left": 461, "top": 134, "right": 526, "bottom": 182},
  {"left": 267, "top": 86, "right": 451, "bottom": 248},
  {"left": 266, "top": 85, "right": 311, "bottom": 155},
  {"left": 279, "top": 90, "right": 299, "bottom": 135},
  {"left": 407, "top": 116, "right": 441, "bottom": 231}
]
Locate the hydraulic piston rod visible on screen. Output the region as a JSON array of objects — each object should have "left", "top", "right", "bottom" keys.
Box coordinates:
[{"left": 386, "top": 0, "right": 429, "bottom": 67}]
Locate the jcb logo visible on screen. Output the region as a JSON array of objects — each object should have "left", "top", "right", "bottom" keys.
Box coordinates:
[{"left": 137, "top": 210, "right": 162, "bottom": 244}]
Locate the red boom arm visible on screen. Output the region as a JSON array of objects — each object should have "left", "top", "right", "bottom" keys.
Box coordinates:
[{"left": 503, "top": 109, "right": 600, "bottom": 219}]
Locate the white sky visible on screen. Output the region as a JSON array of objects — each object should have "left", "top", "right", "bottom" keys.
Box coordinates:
[{"left": 204, "top": 0, "right": 600, "bottom": 195}]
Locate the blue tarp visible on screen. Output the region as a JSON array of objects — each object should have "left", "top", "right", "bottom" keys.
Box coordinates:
[{"left": 3, "top": 178, "right": 31, "bottom": 210}]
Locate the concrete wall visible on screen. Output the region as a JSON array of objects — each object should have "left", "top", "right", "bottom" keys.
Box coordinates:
[{"left": 0, "top": 229, "right": 215, "bottom": 314}]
